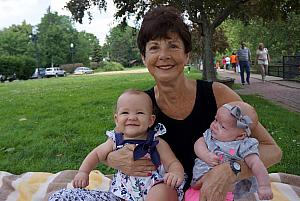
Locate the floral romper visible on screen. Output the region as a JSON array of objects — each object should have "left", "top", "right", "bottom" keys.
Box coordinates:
[
  {"left": 49, "top": 123, "right": 185, "bottom": 201},
  {"left": 108, "top": 123, "right": 185, "bottom": 201}
]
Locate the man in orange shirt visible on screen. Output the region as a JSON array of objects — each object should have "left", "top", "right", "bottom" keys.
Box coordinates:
[{"left": 230, "top": 52, "right": 237, "bottom": 72}]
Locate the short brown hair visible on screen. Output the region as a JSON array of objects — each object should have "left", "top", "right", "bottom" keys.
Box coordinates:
[{"left": 137, "top": 6, "right": 192, "bottom": 56}]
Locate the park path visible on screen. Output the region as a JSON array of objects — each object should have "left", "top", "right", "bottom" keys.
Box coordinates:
[
  {"left": 218, "top": 70, "right": 300, "bottom": 113},
  {"left": 94, "top": 68, "right": 300, "bottom": 113}
]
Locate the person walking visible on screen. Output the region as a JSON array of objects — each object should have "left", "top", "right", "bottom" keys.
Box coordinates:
[
  {"left": 237, "top": 42, "right": 251, "bottom": 85},
  {"left": 225, "top": 55, "right": 230, "bottom": 70},
  {"left": 221, "top": 56, "right": 226, "bottom": 69},
  {"left": 230, "top": 52, "right": 237, "bottom": 72},
  {"left": 256, "top": 43, "right": 270, "bottom": 82}
]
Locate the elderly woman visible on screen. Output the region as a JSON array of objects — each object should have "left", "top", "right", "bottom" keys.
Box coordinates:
[{"left": 49, "top": 6, "right": 281, "bottom": 201}]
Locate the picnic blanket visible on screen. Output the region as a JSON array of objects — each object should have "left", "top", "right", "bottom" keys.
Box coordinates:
[{"left": 0, "top": 170, "right": 299, "bottom": 201}]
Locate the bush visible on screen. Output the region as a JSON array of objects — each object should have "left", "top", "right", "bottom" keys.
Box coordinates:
[
  {"left": 90, "top": 62, "right": 99, "bottom": 69},
  {"left": 0, "top": 55, "right": 35, "bottom": 80},
  {"left": 60, "top": 63, "right": 84, "bottom": 73},
  {"left": 102, "top": 61, "right": 124, "bottom": 72}
]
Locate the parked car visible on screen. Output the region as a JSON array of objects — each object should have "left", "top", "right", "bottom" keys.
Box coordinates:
[
  {"left": 0, "top": 73, "right": 16, "bottom": 83},
  {"left": 45, "top": 67, "right": 66, "bottom": 78},
  {"left": 31, "top": 68, "right": 46, "bottom": 79},
  {"left": 73, "top": 67, "right": 94, "bottom": 75}
]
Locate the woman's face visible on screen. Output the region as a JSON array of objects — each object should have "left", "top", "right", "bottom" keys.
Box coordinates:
[
  {"left": 142, "top": 32, "right": 189, "bottom": 82},
  {"left": 259, "top": 43, "right": 264, "bottom": 50}
]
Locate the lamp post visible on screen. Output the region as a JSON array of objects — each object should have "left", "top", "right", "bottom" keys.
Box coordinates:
[
  {"left": 29, "top": 26, "right": 39, "bottom": 75},
  {"left": 70, "top": 43, "right": 75, "bottom": 69}
]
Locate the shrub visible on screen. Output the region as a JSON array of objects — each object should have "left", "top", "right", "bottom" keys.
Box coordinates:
[
  {"left": 0, "top": 55, "right": 35, "bottom": 80},
  {"left": 90, "top": 62, "right": 99, "bottom": 69},
  {"left": 60, "top": 63, "right": 84, "bottom": 73},
  {"left": 102, "top": 61, "right": 124, "bottom": 71}
]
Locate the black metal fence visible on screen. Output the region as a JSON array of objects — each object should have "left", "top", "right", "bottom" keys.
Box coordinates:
[{"left": 268, "top": 56, "right": 300, "bottom": 79}]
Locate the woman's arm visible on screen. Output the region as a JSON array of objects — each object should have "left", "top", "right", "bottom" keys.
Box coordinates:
[
  {"left": 195, "top": 83, "right": 282, "bottom": 201},
  {"left": 105, "top": 144, "right": 156, "bottom": 177}
]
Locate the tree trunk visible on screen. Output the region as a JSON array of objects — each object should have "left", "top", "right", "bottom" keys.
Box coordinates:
[{"left": 202, "top": 26, "right": 217, "bottom": 81}]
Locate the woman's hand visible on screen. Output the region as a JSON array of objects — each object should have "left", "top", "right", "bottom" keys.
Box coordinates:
[
  {"left": 106, "top": 144, "right": 156, "bottom": 176},
  {"left": 194, "top": 163, "right": 236, "bottom": 201},
  {"left": 73, "top": 171, "right": 89, "bottom": 188}
]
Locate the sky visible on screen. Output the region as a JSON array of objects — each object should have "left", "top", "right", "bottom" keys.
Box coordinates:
[{"left": 0, "top": 0, "right": 117, "bottom": 45}]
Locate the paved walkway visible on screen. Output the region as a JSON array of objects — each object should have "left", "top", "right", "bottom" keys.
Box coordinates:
[{"left": 218, "top": 70, "right": 300, "bottom": 113}]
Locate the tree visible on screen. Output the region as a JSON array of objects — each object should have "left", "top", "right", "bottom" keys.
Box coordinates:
[
  {"left": 38, "top": 8, "right": 101, "bottom": 67},
  {"left": 38, "top": 10, "right": 76, "bottom": 67},
  {"left": 104, "top": 25, "right": 141, "bottom": 67},
  {"left": 0, "top": 22, "right": 33, "bottom": 57},
  {"left": 222, "top": 13, "right": 300, "bottom": 62},
  {"left": 67, "top": 1, "right": 300, "bottom": 80}
]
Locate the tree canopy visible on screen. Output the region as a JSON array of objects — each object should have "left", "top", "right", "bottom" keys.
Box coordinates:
[
  {"left": 104, "top": 25, "right": 141, "bottom": 67},
  {"left": 65, "top": 0, "right": 300, "bottom": 80}
]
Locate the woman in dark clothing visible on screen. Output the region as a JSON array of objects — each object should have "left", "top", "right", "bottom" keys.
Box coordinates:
[{"left": 108, "top": 6, "right": 281, "bottom": 201}]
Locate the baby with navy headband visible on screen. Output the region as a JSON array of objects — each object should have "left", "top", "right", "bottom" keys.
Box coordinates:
[{"left": 185, "top": 101, "right": 273, "bottom": 201}]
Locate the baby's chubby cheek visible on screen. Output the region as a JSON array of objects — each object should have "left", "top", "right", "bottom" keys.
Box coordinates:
[{"left": 114, "top": 125, "right": 125, "bottom": 133}]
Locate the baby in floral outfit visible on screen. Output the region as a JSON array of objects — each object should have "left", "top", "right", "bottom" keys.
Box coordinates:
[
  {"left": 72, "top": 89, "right": 185, "bottom": 201},
  {"left": 185, "top": 101, "right": 273, "bottom": 201}
]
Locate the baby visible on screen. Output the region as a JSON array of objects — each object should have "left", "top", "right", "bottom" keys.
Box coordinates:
[
  {"left": 185, "top": 101, "right": 273, "bottom": 201},
  {"left": 72, "top": 89, "right": 185, "bottom": 201}
]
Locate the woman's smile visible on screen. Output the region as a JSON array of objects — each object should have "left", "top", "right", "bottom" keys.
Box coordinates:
[{"left": 156, "top": 64, "right": 175, "bottom": 70}]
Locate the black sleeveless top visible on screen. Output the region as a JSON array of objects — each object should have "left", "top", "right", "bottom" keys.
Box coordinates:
[{"left": 146, "top": 80, "right": 217, "bottom": 190}]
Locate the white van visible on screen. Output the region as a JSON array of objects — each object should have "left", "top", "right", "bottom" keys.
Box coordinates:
[{"left": 45, "top": 67, "right": 66, "bottom": 78}]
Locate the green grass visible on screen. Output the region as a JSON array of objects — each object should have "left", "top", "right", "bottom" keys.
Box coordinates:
[{"left": 0, "top": 70, "right": 299, "bottom": 176}]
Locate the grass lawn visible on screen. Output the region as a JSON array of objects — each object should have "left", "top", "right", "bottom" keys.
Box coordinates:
[{"left": 0, "top": 68, "right": 299, "bottom": 176}]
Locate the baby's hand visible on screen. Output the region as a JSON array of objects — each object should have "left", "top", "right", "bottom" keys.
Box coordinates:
[
  {"left": 258, "top": 185, "right": 273, "bottom": 200},
  {"left": 163, "top": 172, "right": 184, "bottom": 188},
  {"left": 73, "top": 171, "right": 89, "bottom": 188},
  {"left": 203, "top": 152, "right": 219, "bottom": 166}
]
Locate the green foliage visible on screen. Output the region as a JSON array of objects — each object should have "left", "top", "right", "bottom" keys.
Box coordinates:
[
  {"left": 104, "top": 25, "right": 141, "bottom": 67},
  {"left": 65, "top": 0, "right": 300, "bottom": 81},
  {"left": 38, "top": 11, "right": 77, "bottom": 66},
  {"left": 221, "top": 14, "right": 300, "bottom": 62},
  {"left": 0, "top": 55, "right": 35, "bottom": 79},
  {"left": 0, "top": 22, "right": 33, "bottom": 57},
  {"left": 0, "top": 10, "right": 102, "bottom": 70},
  {"left": 101, "top": 61, "right": 124, "bottom": 71},
  {"left": 242, "top": 95, "right": 300, "bottom": 174}
]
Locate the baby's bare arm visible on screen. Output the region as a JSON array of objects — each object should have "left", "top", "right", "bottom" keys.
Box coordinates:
[
  {"left": 245, "top": 154, "right": 273, "bottom": 200},
  {"left": 73, "top": 139, "right": 114, "bottom": 188},
  {"left": 194, "top": 137, "right": 219, "bottom": 166},
  {"left": 78, "top": 139, "right": 114, "bottom": 173},
  {"left": 156, "top": 138, "right": 184, "bottom": 188}
]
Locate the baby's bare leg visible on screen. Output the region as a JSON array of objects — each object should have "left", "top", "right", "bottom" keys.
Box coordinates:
[{"left": 146, "top": 183, "right": 178, "bottom": 201}]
